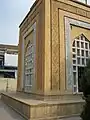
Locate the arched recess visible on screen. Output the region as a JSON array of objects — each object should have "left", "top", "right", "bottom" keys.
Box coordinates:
[
  {"left": 72, "top": 34, "right": 90, "bottom": 92},
  {"left": 24, "top": 39, "right": 34, "bottom": 92}
]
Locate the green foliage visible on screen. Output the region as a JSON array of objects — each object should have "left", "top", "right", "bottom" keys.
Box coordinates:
[
  {"left": 80, "top": 59, "right": 90, "bottom": 97},
  {"left": 81, "top": 102, "right": 90, "bottom": 120},
  {"left": 80, "top": 59, "right": 90, "bottom": 120}
]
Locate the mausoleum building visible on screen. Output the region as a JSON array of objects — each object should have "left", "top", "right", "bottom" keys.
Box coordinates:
[
  {"left": 2, "top": 0, "right": 90, "bottom": 119},
  {"left": 17, "top": 0, "right": 90, "bottom": 98}
]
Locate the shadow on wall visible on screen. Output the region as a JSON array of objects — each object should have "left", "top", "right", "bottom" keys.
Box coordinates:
[{"left": 0, "top": 78, "right": 17, "bottom": 93}]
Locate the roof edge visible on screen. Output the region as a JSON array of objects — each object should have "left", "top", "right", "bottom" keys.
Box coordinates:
[
  {"left": 71, "top": 0, "right": 90, "bottom": 8},
  {"left": 19, "top": 0, "right": 39, "bottom": 28},
  {"left": 19, "top": 0, "right": 90, "bottom": 28}
]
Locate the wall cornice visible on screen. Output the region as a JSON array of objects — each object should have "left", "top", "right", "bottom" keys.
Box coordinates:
[{"left": 53, "top": 0, "right": 90, "bottom": 19}]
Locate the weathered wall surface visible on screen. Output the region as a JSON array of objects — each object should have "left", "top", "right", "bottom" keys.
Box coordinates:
[
  {"left": 0, "top": 78, "right": 17, "bottom": 92},
  {"left": 44, "top": 0, "right": 90, "bottom": 95},
  {"left": 17, "top": 0, "right": 45, "bottom": 94},
  {"left": 17, "top": 0, "right": 90, "bottom": 96}
]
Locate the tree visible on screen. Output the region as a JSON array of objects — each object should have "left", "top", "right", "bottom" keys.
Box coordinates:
[
  {"left": 80, "top": 59, "right": 90, "bottom": 97},
  {"left": 80, "top": 59, "right": 90, "bottom": 120}
]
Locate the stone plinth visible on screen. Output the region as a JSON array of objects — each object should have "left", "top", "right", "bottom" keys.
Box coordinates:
[{"left": 1, "top": 93, "right": 84, "bottom": 120}]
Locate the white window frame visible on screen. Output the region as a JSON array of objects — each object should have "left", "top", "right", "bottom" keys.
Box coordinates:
[
  {"left": 65, "top": 17, "right": 90, "bottom": 93},
  {"left": 21, "top": 23, "right": 36, "bottom": 92},
  {"left": 24, "top": 42, "right": 34, "bottom": 90},
  {"left": 72, "top": 35, "right": 90, "bottom": 93},
  {"left": 77, "top": 0, "right": 87, "bottom": 4}
]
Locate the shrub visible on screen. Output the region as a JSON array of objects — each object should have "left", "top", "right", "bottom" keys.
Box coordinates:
[{"left": 80, "top": 59, "right": 90, "bottom": 120}]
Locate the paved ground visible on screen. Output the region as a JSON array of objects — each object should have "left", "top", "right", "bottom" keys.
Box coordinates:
[
  {"left": 59, "top": 116, "right": 81, "bottom": 120},
  {"left": 0, "top": 99, "right": 81, "bottom": 120},
  {"left": 0, "top": 100, "right": 25, "bottom": 120}
]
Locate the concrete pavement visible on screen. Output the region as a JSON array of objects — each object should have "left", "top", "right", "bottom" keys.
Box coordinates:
[
  {"left": 59, "top": 116, "right": 81, "bottom": 120},
  {"left": 0, "top": 100, "right": 25, "bottom": 120}
]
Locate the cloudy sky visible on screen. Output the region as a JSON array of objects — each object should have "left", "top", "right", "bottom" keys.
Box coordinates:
[{"left": 0, "top": 0, "right": 90, "bottom": 45}]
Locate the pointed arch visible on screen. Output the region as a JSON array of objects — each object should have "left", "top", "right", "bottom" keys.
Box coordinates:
[{"left": 72, "top": 34, "right": 90, "bottom": 92}]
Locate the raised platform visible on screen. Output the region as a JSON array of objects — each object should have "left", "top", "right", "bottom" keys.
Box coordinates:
[{"left": 1, "top": 92, "right": 85, "bottom": 120}]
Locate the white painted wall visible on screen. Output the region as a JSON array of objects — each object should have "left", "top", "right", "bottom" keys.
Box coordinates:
[
  {"left": 77, "top": 0, "right": 87, "bottom": 4},
  {"left": 0, "top": 78, "right": 17, "bottom": 92},
  {"left": 5, "top": 53, "right": 18, "bottom": 67}
]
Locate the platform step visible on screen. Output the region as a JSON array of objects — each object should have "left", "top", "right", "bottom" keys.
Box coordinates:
[{"left": 1, "top": 93, "right": 84, "bottom": 120}]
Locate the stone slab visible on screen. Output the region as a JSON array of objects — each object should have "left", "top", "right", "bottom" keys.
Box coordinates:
[
  {"left": 59, "top": 116, "right": 81, "bottom": 120},
  {"left": 1, "top": 92, "right": 84, "bottom": 120}
]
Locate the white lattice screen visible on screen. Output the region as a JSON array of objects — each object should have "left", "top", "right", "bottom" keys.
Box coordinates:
[{"left": 72, "top": 34, "right": 90, "bottom": 92}]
